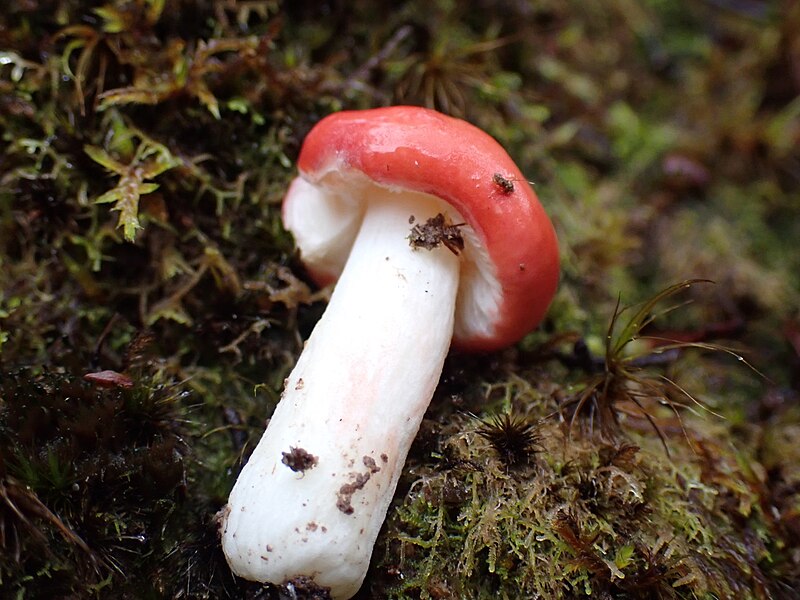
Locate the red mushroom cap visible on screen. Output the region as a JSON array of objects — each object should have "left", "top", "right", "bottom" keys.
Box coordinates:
[{"left": 283, "top": 106, "right": 559, "bottom": 352}]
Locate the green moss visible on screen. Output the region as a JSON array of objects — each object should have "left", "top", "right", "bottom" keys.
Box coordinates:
[
  {"left": 0, "top": 370, "right": 186, "bottom": 596},
  {"left": 374, "top": 403, "right": 777, "bottom": 599},
  {"left": 1, "top": 0, "right": 799, "bottom": 597}
]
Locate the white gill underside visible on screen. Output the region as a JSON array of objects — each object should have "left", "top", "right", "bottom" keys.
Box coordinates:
[
  {"left": 221, "top": 191, "right": 460, "bottom": 599},
  {"left": 282, "top": 176, "right": 502, "bottom": 342}
]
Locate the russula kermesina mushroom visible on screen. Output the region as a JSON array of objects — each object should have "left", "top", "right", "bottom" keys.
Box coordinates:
[{"left": 220, "top": 106, "right": 559, "bottom": 598}]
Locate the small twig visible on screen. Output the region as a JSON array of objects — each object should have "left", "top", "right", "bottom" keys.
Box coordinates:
[{"left": 348, "top": 25, "right": 413, "bottom": 84}]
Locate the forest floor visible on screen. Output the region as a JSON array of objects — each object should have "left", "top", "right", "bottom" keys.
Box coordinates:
[{"left": 1, "top": 1, "right": 799, "bottom": 598}]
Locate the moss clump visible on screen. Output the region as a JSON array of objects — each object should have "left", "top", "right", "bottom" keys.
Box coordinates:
[
  {"left": 374, "top": 394, "right": 778, "bottom": 599},
  {"left": 0, "top": 369, "right": 185, "bottom": 596}
]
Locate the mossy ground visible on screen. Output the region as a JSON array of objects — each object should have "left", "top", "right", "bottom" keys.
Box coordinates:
[{"left": 1, "top": 1, "right": 799, "bottom": 598}]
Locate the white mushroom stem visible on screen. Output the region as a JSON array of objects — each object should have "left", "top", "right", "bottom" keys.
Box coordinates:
[{"left": 221, "top": 190, "right": 461, "bottom": 599}]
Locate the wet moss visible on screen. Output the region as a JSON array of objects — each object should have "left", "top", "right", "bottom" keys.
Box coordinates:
[
  {"left": 373, "top": 385, "right": 781, "bottom": 599},
  {"left": 2, "top": 0, "right": 799, "bottom": 597},
  {"left": 0, "top": 369, "right": 186, "bottom": 596}
]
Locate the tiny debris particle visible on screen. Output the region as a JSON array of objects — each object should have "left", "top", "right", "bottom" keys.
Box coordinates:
[
  {"left": 492, "top": 173, "right": 515, "bottom": 194},
  {"left": 336, "top": 456, "right": 381, "bottom": 514},
  {"left": 380, "top": 453, "right": 388, "bottom": 463},
  {"left": 295, "top": 378, "right": 304, "bottom": 390},
  {"left": 306, "top": 521, "right": 318, "bottom": 531},
  {"left": 281, "top": 447, "right": 319, "bottom": 472},
  {"left": 408, "top": 214, "right": 416, "bottom": 224},
  {"left": 285, "top": 576, "right": 333, "bottom": 599},
  {"left": 214, "top": 505, "right": 231, "bottom": 534},
  {"left": 363, "top": 455, "right": 380, "bottom": 473},
  {"left": 408, "top": 213, "right": 465, "bottom": 255},
  {"left": 336, "top": 472, "right": 371, "bottom": 515}
]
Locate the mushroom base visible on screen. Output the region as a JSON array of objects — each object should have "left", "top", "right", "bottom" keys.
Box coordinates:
[{"left": 221, "top": 191, "right": 461, "bottom": 599}]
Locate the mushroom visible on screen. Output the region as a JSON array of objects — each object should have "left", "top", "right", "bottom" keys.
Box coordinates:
[{"left": 220, "top": 106, "right": 559, "bottom": 598}]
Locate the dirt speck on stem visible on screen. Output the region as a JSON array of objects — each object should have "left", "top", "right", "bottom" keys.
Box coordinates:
[
  {"left": 336, "top": 456, "right": 382, "bottom": 514},
  {"left": 281, "top": 447, "right": 319, "bottom": 472}
]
